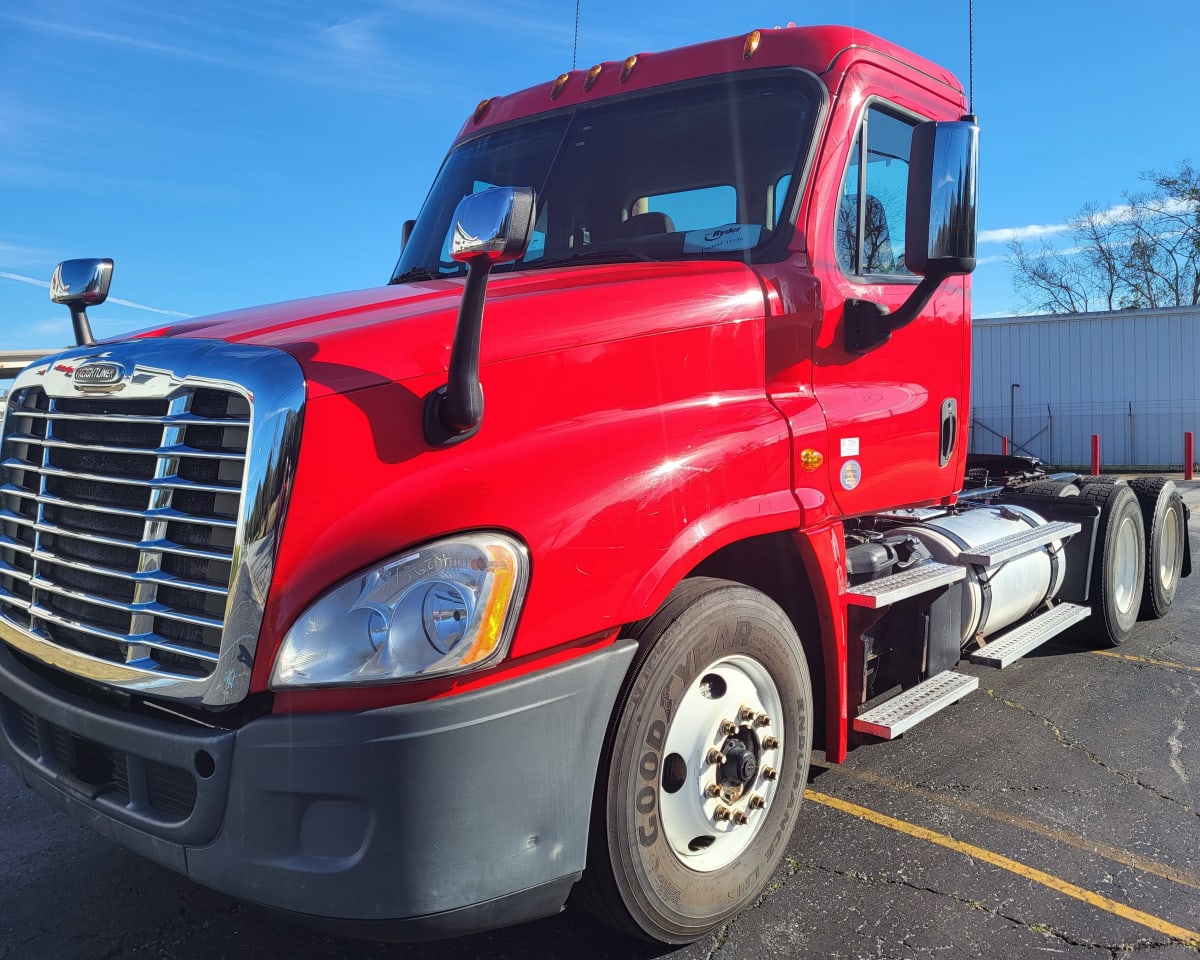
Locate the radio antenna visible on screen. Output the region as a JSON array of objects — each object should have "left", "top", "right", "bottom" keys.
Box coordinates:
[
  {"left": 968, "top": 0, "right": 975, "bottom": 113},
  {"left": 573, "top": 0, "right": 580, "bottom": 70}
]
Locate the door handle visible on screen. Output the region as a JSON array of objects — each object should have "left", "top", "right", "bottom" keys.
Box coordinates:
[{"left": 939, "top": 398, "right": 957, "bottom": 467}]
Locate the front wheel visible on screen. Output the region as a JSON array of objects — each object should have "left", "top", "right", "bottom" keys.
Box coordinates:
[{"left": 575, "top": 578, "right": 813, "bottom": 943}]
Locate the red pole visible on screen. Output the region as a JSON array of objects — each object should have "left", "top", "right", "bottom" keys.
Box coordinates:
[
  {"left": 1186, "top": 432, "right": 1195, "bottom": 481},
  {"left": 1002, "top": 436, "right": 1009, "bottom": 455},
  {"left": 1091, "top": 434, "right": 1101, "bottom": 476}
]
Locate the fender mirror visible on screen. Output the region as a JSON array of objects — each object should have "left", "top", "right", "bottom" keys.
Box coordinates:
[{"left": 50, "top": 258, "right": 114, "bottom": 346}]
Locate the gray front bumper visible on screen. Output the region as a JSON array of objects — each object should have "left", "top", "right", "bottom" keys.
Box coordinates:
[{"left": 0, "top": 638, "right": 636, "bottom": 939}]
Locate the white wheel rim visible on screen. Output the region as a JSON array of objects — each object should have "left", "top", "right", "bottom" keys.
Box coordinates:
[
  {"left": 1113, "top": 514, "right": 1139, "bottom": 616},
  {"left": 1158, "top": 504, "right": 1182, "bottom": 592},
  {"left": 658, "top": 655, "right": 784, "bottom": 873}
]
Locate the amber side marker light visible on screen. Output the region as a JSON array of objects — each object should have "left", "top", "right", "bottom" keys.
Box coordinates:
[
  {"left": 800, "top": 449, "right": 824, "bottom": 472},
  {"left": 550, "top": 73, "right": 570, "bottom": 99},
  {"left": 619, "top": 55, "right": 638, "bottom": 83},
  {"left": 743, "top": 30, "right": 762, "bottom": 60},
  {"left": 584, "top": 63, "right": 603, "bottom": 91},
  {"left": 473, "top": 98, "right": 492, "bottom": 124}
]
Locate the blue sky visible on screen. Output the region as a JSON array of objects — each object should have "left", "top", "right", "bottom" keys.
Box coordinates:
[{"left": 1, "top": 0, "right": 1197, "bottom": 352}]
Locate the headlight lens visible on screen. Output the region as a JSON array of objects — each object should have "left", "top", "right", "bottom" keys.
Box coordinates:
[{"left": 270, "top": 533, "right": 528, "bottom": 688}]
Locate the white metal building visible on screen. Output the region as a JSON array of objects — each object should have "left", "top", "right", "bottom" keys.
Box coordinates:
[{"left": 969, "top": 305, "right": 1200, "bottom": 470}]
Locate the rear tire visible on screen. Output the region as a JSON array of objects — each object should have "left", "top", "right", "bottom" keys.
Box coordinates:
[
  {"left": 1128, "top": 478, "right": 1186, "bottom": 619},
  {"left": 575, "top": 578, "right": 812, "bottom": 944},
  {"left": 1020, "top": 480, "right": 1080, "bottom": 497},
  {"left": 1078, "top": 484, "right": 1146, "bottom": 646}
]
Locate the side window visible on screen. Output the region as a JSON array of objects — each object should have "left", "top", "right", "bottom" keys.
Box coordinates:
[{"left": 836, "top": 105, "right": 918, "bottom": 277}]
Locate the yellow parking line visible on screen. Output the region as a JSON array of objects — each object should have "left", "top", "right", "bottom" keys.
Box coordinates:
[
  {"left": 1091, "top": 650, "right": 1200, "bottom": 675},
  {"left": 807, "top": 790, "right": 1200, "bottom": 947},
  {"left": 811, "top": 762, "right": 1200, "bottom": 892}
]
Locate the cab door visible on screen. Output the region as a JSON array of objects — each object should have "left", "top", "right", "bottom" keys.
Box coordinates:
[{"left": 808, "top": 68, "right": 969, "bottom": 516}]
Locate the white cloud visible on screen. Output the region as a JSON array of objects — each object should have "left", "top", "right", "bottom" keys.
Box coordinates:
[
  {"left": 979, "top": 196, "right": 1195, "bottom": 247},
  {"left": 0, "top": 271, "right": 190, "bottom": 318},
  {"left": 0, "top": 271, "right": 48, "bottom": 289},
  {"left": 978, "top": 223, "right": 1068, "bottom": 244}
]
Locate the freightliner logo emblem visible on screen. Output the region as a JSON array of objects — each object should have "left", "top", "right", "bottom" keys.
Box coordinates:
[{"left": 72, "top": 361, "right": 126, "bottom": 391}]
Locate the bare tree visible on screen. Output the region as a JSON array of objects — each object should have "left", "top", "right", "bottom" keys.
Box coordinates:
[{"left": 1007, "top": 160, "right": 1200, "bottom": 314}]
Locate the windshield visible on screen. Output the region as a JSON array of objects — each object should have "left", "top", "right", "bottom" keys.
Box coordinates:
[{"left": 392, "top": 71, "right": 822, "bottom": 282}]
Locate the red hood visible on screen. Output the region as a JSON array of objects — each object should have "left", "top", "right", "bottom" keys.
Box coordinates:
[{"left": 142, "top": 261, "right": 767, "bottom": 398}]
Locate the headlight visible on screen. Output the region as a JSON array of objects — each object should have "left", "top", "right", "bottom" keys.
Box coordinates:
[{"left": 270, "top": 533, "right": 529, "bottom": 688}]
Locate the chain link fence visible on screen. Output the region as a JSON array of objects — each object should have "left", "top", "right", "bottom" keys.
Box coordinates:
[{"left": 970, "top": 400, "right": 1200, "bottom": 471}]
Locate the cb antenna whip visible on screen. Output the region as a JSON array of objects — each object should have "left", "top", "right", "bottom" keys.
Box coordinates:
[
  {"left": 968, "top": 0, "right": 975, "bottom": 113},
  {"left": 573, "top": 0, "right": 580, "bottom": 70}
]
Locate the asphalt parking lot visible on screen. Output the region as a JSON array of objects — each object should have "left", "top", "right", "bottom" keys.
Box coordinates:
[{"left": 3, "top": 486, "right": 1199, "bottom": 960}]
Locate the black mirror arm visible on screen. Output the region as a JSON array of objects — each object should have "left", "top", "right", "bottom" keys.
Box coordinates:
[
  {"left": 424, "top": 256, "right": 491, "bottom": 445},
  {"left": 69, "top": 305, "right": 96, "bottom": 347},
  {"left": 843, "top": 271, "right": 945, "bottom": 354}
]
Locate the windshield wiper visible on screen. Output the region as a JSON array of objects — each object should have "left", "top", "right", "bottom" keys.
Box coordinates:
[
  {"left": 531, "top": 249, "right": 660, "bottom": 270},
  {"left": 389, "top": 265, "right": 446, "bottom": 285}
]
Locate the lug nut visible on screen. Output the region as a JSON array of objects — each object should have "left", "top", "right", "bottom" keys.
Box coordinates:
[
  {"left": 762, "top": 766, "right": 778, "bottom": 781},
  {"left": 755, "top": 713, "right": 771, "bottom": 727},
  {"left": 732, "top": 809, "right": 749, "bottom": 825},
  {"left": 705, "top": 783, "right": 722, "bottom": 798},
  {"left": 719, "top": 719, "right": 738, "bottom": 735},
  {"left": 738, "top": 704, "right": 756, "bottom": 722},
  {"left": 706, "top": 748, "right": 726, "bottom": 765},
  {"left": 713, "top": 805, "right": 732, "bottom": 822},
  {"left": 749, "top": 794, "right": 766, "bottom": 809},
  {"left": 762, "top": 736, "right": 780, "bottom": 750}
]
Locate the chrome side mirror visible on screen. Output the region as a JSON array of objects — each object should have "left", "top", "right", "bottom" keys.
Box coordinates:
[
  {"left": 50, "top": 258, "right": 114, "bottom": 346},
  {"left": 449, "top": 186, "right": 536, "bottom": 264},
  {"left": 906, "top": 119, "right": 979, "bottom": 277},
  {"left": 424, "top": 186, "right": 537, "bottom": 447}
]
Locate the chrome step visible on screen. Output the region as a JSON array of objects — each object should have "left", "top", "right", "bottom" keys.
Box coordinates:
[
  {"left": 957, "top": 521, "right": 1081, "bottom": 566},
  {"left": 969, "top": 602, "right": 1091, "bottom": 668},
  {"left": 853, "top": 670, "right": 979, "bottom": 739},
  {"left": 845, "top": 562, "right": 966, "bottom": 609}
]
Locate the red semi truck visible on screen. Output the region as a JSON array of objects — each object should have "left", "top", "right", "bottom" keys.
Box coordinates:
[{"left": 0, "top": 24, "right": 1190, "bottom": 945}]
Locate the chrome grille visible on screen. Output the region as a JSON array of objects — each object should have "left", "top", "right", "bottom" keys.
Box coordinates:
[{"left": 0, "top": 385, "right": 250, "bottom": 679}]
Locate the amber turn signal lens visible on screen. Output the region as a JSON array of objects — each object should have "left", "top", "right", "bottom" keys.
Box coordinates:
[{"left": 743, "top": 30, "right": 761, "bottom": 60}]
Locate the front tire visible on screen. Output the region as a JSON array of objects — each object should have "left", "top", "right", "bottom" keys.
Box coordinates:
[{"left": 576, "top": 578, "right": 813, "bottom": 943}]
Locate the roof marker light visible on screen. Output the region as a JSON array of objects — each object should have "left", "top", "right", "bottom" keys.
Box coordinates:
[
  {"left": 551, "top": 73, "right": 570, "bottom": 99},
  {"left": 619, "top": 55, "right": 638, "bottom": 83},
  {"left": 743, "top": 30, "right": 761, "bottom": 60},
  {"left": 472, "top": 99, "right": 492, "bottom": 124},
  {"left": 584, "top": 63, "right": 603, "bottom": 91}
]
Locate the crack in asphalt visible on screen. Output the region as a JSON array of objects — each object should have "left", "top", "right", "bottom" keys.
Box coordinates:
[
  {"left": 705, "top": 858, "right": 803, "bottom": 958},
  {"left": 1165, "top": 679, "right": 1198, "bottom": 785},
  {"left": 794, "top": 859, "right": 1188, "bottom": 956},
  {"left": 983, "top": 689, "right": 1199, "bottom": 819}
]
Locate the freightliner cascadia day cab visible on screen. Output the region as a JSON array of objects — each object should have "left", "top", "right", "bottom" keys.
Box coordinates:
[{"left": 0, "top": 24, "right": 1190, "bottom": 944}]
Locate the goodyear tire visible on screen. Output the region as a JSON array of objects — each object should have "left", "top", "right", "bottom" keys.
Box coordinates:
[
  {"left": 1078, "top": 483, "right": 1146, "bottom": 646},
  {"left": 575, "top": 578, "right": 812, "bottom": 943},
  {"left": 1128, "top": 478, "right": 1186, "bottom": 619}
]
